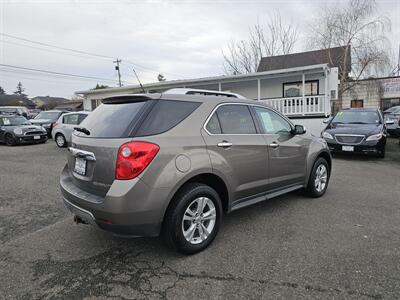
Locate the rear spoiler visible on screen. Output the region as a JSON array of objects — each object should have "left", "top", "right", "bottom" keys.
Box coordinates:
[{"left": 102, "top": 94, "right": 161, "bottom": 104}]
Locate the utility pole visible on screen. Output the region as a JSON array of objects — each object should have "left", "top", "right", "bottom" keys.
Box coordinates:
[{"left": 113, "top": 59, "right": 122, "bottom": 87}]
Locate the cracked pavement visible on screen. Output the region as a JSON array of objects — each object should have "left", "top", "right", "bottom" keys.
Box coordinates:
[{"left": 0, "top": 140, "right": 400, "bottom": 299}]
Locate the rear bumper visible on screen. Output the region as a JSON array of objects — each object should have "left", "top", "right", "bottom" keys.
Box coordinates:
[{"left": 60, "top": 165, "right": 167, "bottom": 237}]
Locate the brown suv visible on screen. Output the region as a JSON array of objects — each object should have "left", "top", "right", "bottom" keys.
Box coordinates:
[{"left": 60, "top": 91, "right": 332, "bottom": 254}]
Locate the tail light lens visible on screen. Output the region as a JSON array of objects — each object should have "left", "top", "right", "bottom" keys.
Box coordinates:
[
  {"left": 115, "top": 142, "right": 159, "bottom": 180},
  {"left": 52, "top": 122, "right": 57, "bottom": 128}
]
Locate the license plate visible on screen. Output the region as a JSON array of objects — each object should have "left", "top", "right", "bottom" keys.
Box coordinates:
[
  {"left": 342, "top": 145, "right": 354, "bottom": 152},
  {"left": 34, "top": 136, "right": 40, "bottom": 140},
  {"left": 74, "top": 157, "right": 87, "bottom": 175}
]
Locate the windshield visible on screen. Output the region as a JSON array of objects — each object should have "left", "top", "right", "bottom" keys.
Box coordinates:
[
  {"left": 1, "top": 116, "right": 30, "bottom": 126},
  {"left": 0, "top": 108, "right": 18, "bottom": 113},
  {"left": 35, "top": 111, "right": 60, "bottom": 120},
  {"left": 332, "top": 111, "right": 381, "bottom": 125}
]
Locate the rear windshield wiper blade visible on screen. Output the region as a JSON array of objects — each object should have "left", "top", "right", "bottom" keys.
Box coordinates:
[{"left": 74, "top": 127, "right": 90, "bottom": 135}]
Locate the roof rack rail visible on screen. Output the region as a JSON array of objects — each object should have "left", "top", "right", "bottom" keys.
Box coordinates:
[{"left": 163, "top": 88, "right": 246, "bottom": 99}]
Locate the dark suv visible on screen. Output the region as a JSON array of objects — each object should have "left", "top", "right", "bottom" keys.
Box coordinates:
[{"left": 60, "top": 91, "right": 331, "bottom": 253}]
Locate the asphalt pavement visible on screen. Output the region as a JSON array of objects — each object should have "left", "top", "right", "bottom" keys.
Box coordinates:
[{"left": 0, "top": 139, "right": 399, "bottom": 299}]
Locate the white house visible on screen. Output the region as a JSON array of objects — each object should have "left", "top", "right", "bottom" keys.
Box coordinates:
[
  {"left": 77, "top": 63, "right": 338, "bottom": 136},
  {"left": 76, "top": 47, "right": 351, "bottom": 135}
]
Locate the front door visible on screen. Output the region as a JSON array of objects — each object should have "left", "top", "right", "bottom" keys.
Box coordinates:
[
  {"left": 202, "top": 104, "right": 269, "bottom": 201},
  {"left": 252, "top": 106, "right": 307, "bottom": 190}
]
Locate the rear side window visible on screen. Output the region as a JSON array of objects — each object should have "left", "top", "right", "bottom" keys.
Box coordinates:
[
  {"left": 135, "top": 100, "right": 200, "bottom": 136},
  {"left": 63, "top": 114, "right": 79, "bottom": 125},
  {"left": 206, "top": 113, "right": 222, "bottom": 134},
  {"left": 79, "top": 102, "right": 146, "bottom": 138},
  {"left": 215, "top": 105, "right": 256, "bottom": 134}
]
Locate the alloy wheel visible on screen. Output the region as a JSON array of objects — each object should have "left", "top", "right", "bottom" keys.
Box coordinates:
[
  {"left": 56, "top": 135, "right": 65, "bottom": 147},
  {"left": 314, "top": 164, "right": 328, "bottom": 193},
  {"left": 181, "top": 197, "right": 216, "bottom": 245}
]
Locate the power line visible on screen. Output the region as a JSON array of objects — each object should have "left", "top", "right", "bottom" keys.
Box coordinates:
[
  {"left": 0, "top": 32, "right": 184, "bottom": 78},
  {"left": 0, "top": 63, "right": 129, "bottom": 84},
  {"left": 0, "top": 33, "right": 113, "bottom": 60}
]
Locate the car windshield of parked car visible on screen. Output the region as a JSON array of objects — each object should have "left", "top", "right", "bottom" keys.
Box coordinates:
[
  {"left": 332, "top": 111, "right": 381, "bottom": 125},
  {"left": 0, "top": 108, "right": 18, "bottom": 113},
  {"left": 384, "top": 106, "right": 400, "bottom": 113},
  {"left": 1, "top": 116, "right": 30, "bottom": 126},
  {"left": 35, "top": 111, "right": 60, "bottom": 120}
]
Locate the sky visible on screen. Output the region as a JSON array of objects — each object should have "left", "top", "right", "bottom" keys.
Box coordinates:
[{"left": 0, "top": 0, "right": 399, "bottom": 98}]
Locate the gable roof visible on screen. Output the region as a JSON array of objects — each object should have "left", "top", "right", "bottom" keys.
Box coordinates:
[
  {"left": 0, "top": 94, "right": 36, "bottom": 108},
  {"left": 257, "top": 46, "right": 351, "bottom": 74},
  {"left": 31, "top": 96, "right": 70, "bottom": 104}
]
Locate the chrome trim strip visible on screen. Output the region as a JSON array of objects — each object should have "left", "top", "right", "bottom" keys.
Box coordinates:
[
  {"left": 63, "top": 198, "right": 95, "bottom": 220},
  {"left": 68, "top": 147, "right": 96, "bottom": 161},
  {"left": 202, "top": 102, "right": 294, "bottom": 136}
]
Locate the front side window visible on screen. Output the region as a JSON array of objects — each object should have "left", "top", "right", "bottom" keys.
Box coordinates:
[
  {"left": 254, "top": 106, "right": 292, "bottom": 134},
  {"left": 63, "top": 114, "right": 79, "bottom": 125},
  {"left": 215, "top": 105, "right": 256, "bottom": 134}
]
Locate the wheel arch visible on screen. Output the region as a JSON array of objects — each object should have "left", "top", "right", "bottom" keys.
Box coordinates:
[{"left": 162, "top": 172, "right": 230, "bottom": 224}]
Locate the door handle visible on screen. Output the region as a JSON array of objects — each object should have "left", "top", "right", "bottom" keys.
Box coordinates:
[
  {"left": 217, "top": 141, "right": 232, "bottom": 148},
  {"left": 269, "top": 142, "right": 279, "bottom": 149}
]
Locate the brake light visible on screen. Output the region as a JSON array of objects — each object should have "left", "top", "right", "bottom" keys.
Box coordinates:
[
  {"left": 115, "top": 142, "right": 159, "bottom": 180},
  {"left": 52, "top": 122, "right": 57, "bottom": 128}
]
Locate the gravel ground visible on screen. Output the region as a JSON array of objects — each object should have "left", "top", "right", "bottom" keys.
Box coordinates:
[{"left": 0, "top": 138, "right": 399, "bottom": 299}]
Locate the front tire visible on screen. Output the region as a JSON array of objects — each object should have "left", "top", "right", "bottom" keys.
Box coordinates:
[
  {"left": 5, "top": 134, "right": 16, "bottom": 146},
  {"left": 163, "top": 183, "right": 222, "bottom": 254},
  {"left": 55, "top": 133, "right": 67, "bottom": 148},
  {"left": 306, "top": 157, "right": 330, "bottom": 198}
]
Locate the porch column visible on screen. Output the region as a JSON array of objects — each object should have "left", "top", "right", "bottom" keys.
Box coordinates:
[
  {"left": 218, "top": 82, "right": 222, "bottom": 91},
  {"left": 324, "top": 67, "right": 329, "bottom": 116},
  {"left": 257, "top": 79, "right": 260, "bottom": 101},
  {"left": 302, "top": 73, "right": 306, "bottom": 115}
]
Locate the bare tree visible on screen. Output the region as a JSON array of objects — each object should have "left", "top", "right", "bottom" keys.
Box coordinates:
[
  {"left": 307, "top": 0, "right": 392, "bottom": 104},
  {"left": 223, "top": 13, "right": 298, "bottom": 75}
]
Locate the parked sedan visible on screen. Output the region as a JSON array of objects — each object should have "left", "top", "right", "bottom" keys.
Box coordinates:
[
  {"left": 52, "top": 111, "right": 89, "bottom": 147},
  {"left": 383, "top": 106, "right": 400, "bottom": 137},
  {"left": 321, "top": 108, "right": 392, "bottom": 158},
  {"left": 30, "top": 110, "right": 68, "bottom": 137},
  {"left": 0, "top": 114, "right": 48, "bottom": 146}
]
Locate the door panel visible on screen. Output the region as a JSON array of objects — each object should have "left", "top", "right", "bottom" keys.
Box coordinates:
[
  {"left": 252, "top": 106, "right": 307, "bottom": 190},
  {"left": 202, "top": 104, "right": 269, "bottom": 201}
]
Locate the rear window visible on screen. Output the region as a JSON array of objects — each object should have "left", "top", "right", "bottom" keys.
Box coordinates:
[
  {"left": 78, "top": 102, "right": 146, "bottom": 138},
  {"left": 135, "top": 100, "right": 200, "bottom": 136}
]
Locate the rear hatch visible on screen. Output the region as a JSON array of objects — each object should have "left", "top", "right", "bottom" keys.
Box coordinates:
[{"left": 67, "top": 95, "right": 157, "bottom": 197}]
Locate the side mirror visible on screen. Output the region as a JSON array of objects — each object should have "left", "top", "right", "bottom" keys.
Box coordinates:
[
  {"left": 385, "top": 119, "right": 395, "bottom": 125},
  {"left": 292, "top": 124, "right": 306, "bottom": 135},
  {"left": 323, "top": 118, "right": 331, "bottom": 124}
]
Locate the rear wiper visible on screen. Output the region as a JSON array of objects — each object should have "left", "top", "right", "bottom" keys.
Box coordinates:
[{"left": 74, "top": 127, "right": 90, "bottom": 135}]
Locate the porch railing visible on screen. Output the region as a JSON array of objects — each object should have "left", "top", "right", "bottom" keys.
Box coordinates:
[{"left": 259, "top": 95, "right": 330, "bottom": 116}]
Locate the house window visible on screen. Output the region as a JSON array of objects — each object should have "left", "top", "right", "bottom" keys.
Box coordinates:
[
  {"left": 351, "top": 100, "right": 364, "bottom": 108},
  {"left": 283, "top": 80, "right": 319, "bottom": 97}
]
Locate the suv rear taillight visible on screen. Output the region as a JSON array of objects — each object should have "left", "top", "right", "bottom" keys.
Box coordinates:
[
  {"left": 51, "top": 122, "right": 57, "bottom": 128},
  {"left": 115, "top": 142, "right": 159, "bottom": 180}
]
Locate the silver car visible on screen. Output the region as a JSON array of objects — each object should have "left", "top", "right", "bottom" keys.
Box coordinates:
[
  {"left": 52, "top": 111, "right": 89, "bottom": 147},
  {"left": 60, "top": 91, "right": 331, "bottom": 254}
]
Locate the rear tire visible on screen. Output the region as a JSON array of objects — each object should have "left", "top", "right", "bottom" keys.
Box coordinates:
[
  {"left": 306, "top": 157, "right": 330, "bottom": 198},
  {"left": 55, "top": 133, "right": 67, "bottom": 148},
  {"left": 163, "top": 183, "right": 222, "bottom": 254},
  {"left": 5, "top": 134, "right": 16, "bottom": 146}
]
